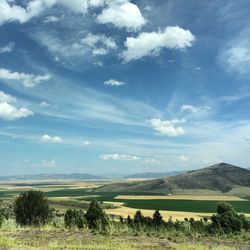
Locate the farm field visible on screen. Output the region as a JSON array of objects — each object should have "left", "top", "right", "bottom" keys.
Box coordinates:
[{"left": 0, "top": 180, "right": 250, "bottom": 220}]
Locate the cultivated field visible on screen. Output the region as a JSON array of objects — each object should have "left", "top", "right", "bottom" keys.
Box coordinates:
[
  {"left": 115, "top": 195, "right": 246, "bottom": 201},
  {"left": 1, "top": 180, "right": 250, "bottom": 220}
]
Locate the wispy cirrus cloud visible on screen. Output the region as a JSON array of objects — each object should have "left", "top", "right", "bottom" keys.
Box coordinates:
[{"left": 0, "top": 42, "right": 15, "bottom": 53}]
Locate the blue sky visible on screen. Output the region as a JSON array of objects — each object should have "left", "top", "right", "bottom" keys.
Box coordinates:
[{"left": 0, "top": 0, "right": 250, "bottom": 176}]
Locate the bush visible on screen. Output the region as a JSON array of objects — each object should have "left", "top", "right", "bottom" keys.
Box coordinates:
[
  {"left": 210, "top": 202, "right": 248, "bottom": 234},
  {"left": 85, "top": 200, "right": 107, "bottom": 230},
  {"left": 64, "top": 209, "right": 85, "bottom": 229},
  {"left": 14, "top": 191, "right": 52, "bottom": 226},
  {"left": 153, "top": 210, "right": 163, "bottom": 227}
]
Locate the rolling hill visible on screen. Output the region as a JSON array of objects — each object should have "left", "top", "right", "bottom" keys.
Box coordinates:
[
  {"left": 124, "top": 171, "right": 183, "bottom": 179},
  {"left": 96, "top": 163, "right": 250, "bottom": 195}
]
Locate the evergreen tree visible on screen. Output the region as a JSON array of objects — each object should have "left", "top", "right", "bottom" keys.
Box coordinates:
[
  {"left": 85, "top": 200, "right": 107, "bottom": 229},
  {"left": 14, "top": 191, "right": 51, "bottom": 226},
  {"left": 152, "top": 210, "right": 163, "bottom": 227}
]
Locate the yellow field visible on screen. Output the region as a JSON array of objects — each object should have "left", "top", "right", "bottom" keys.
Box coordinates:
[
  {"left": 105, "top": 206, "right": 213, "bottom": 220},
  {"left": 115, "top": 195, "right": 246, "bottom": 201},
  {"left": 105, "top": 206, "right": 250, "bottom": 221}
]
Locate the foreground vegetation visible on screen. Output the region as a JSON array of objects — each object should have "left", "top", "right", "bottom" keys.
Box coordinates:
[{"left": 0, "top": 190, "right": 250, "bottom": 249}]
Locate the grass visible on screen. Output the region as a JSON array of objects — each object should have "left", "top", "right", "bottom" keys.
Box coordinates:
[{"left": 0, "top": 226, "right": 249, "bottom": 250}]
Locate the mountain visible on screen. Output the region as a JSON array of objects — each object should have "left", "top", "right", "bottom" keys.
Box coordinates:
[
  {"left": 0, "top": 173, "right": 104, "bottom": 181},
  {"left": 96, "top": 163, "right": 250, "bottom": 194},
  {"left": 124, "top": 171, "right": 183, "bottom": 179}
]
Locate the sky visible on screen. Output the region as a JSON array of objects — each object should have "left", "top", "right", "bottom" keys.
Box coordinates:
[{"left": 0, "top": 0, "right": 250, "bottom": 176}]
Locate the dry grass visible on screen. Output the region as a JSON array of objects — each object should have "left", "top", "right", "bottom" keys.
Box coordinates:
[
  {"left": 105, "top": 206, "right": 213, "bottom": 220},
  {"left": 115, "top": 195, "right": 246, "bottom": 201}
]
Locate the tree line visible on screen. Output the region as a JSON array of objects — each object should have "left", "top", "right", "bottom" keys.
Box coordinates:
[{"left": 0, "top": 190, "right": 249, "bottom": 235}]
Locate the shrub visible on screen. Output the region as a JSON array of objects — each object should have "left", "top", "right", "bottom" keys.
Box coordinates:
[
  {"left": 210, "top": 202, "right": 248, "bottom": 234},
  {"left": 152, "top": 210, "right": 163, "bottom": 227},
  {"left": 14, "top": 191, "right": 52, "bottom": 226},
  {"left": 85, "top": 200, "right": 107, "bottom": 230},
  {"left": 64, "top": 209, "right": 85, "bottom": 229}
]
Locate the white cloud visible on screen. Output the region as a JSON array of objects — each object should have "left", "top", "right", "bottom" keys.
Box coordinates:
[
  {"left": 181, "top": 105, "right": 199, "bottom": 113},
  {"left": 43, "top": 15, "right": 59, "bottom": 23},
  {"left": 143, "top": 158, "right": 161, "bottom": 164},
  {"left": 40, "top": 101, "right": 50, "bottom": 107},
  {"left": 0, "top": 91, "right": 15, "bottom": 103},
  {"left": 32, "top": 159, "right": 57, "bottom": 168},
  {"left": 0, "top": 68, "right": 51, "bottom": 87},
  {"left": 0, "top": 91, "right": 33, "bottom": 121},
  {"left": 104, "top": 79, "right": 126, "bottom": 86},
  {"left": 222, "top": 46, "right": 250, "bottom": 76},
  {"left": 148, "top": 118, "right": 186, "bottom": 137},
  {"left": 82, "top": 33, "right": 117, "bottom": 56},
  {"left": 181, "top": 104, "right": 211, "bottom": 115},
  {"left": 179, "top": 155, "right": 189, "bottom": 162},
  {"left": 0, "top": 42, "right": 15, "bottom": 53},
  {"left": 0, "top": 102, "right": 33, "bottom": 121},
  {"left": 81, "top": 140, "right": 91, "bottom": 146},
  {"left": 122, "top": 26, "right": 195, "bottom": 62},
  {"left": 0, "top": 0, "right": 90, "bottom": 25},
  {"left": 100, "top": 153, "right": 140, "bottom": 161},
  {"left": 97, "top": 2, "right": 146, "bottom": 31},
  {"left": 41, "top": 134, "right": 63, "bottom": 144}
]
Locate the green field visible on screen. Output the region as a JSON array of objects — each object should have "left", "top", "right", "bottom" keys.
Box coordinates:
[{"left": 1, "top": 186, "right": 250, "bottom": 214}]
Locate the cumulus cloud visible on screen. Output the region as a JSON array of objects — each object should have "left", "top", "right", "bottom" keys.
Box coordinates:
[
  {"left": 0, "top": 42, "right": 15, "bottom": 53},
  {"left": 82, "top": 33, "right": 117, "bottom": 56},
  {"left": 104, "top": 79, "right": 126, "bottom": 86},
  {"left": 122, "top": 26, "right": 195, "bottom": 62},
  {"left": 0, "top": 0, "right": 90, "bottom": 25},
  {"left": 148, "top": 118, "right": 186, "bottom": 137},
  {"left": 41, "top": 134, "right": 63, "bottom": 144},
  {"left": 143, "top": 158, "right": 161, "bottom": 164},
  {"left": 100, "top": 153, "right": 140, "bottom": 161},
  {"left": 97, "top": 2, "right": 146, "bottom": 31},
  {"left": 0, "top": 68, "right": 51, "bottom": 87},
  {"left": 0, "top": 91, "right": 33, "bottom": 121},
  {"left": 0, "top": 0, "right": 145, "bottom": 30}
]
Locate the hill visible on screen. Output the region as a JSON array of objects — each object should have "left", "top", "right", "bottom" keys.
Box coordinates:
[
  {"left": 96, "top": 163, "right": 250, "bottom": 194},
  {"left": 0, "top": 173, "right": 103, "bottom": 181},
  {"left": 124, "top": 171, "right": 183, "bottom": 179}
]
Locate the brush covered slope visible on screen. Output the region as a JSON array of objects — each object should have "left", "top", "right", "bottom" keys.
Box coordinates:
[{"left": 96, "top": 163, "right": 250, "bottom": 194}]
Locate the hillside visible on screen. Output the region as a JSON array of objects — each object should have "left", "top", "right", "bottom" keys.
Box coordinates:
[
  {"left": 124, "top": 171, "right": 183, "bottom": 179},
  {"left": 96, "top": 163, "right": 250, "bottom": 194}
]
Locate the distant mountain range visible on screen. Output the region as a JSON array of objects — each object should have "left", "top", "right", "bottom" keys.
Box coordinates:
[
  {"left": 96, "top": 163, "right": 250, "bottom": 194},
  {"left": 124, "top": 171, "right": 184, "bottom": 179},
  {"left": 0, "top": 173, "right": 103, "bottom": 181}
]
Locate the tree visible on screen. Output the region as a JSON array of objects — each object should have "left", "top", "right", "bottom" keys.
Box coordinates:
[
  {"left": 134, "top": 210, "right": 144, "bottom": 224},
  {"left": 210, "top": 202, "right": 246, "bottom": 234},
  {"left": 14, "top": 191, "right": 52, "bottom": 226},
  {"left": 85, "top": 200, "right": 107, "bottom": 229},
  {"left": 64, "top": 209, "right": 85, "bottom": 229},
  {"left": 152, "top": 210, "right": 163, "bottom": 227}
]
